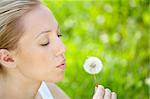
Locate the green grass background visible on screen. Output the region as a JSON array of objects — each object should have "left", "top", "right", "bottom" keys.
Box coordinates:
[{"left": 43, "top": 0, "right": 149, "bottom": 98}]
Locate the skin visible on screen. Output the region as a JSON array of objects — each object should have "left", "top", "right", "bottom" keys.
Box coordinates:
[
  {"left": 0, "top": 4, "right": 116, "bottom": 99},
  {"left": 93, "top": 85, "right": 117, "bottom": 99},
  {"left": 0, "top": 4, "right": 66, "bottom": 99}
]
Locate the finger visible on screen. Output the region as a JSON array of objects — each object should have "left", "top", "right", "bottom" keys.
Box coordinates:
[
  {"left": 92, "top": 89, "right": 99, "bottom": 99},
  {"left": 92, "top": 85, "right": 105, "bottom": 99},
  {"left": 93, "top": 86, "right": 100, "bottom": 99},
  {"left": 95, "top": 86, "right": 98, "bottom": 93},
  {"left": 111, "top": 92, "right": 117, "bottom": 99},
  {"left": 98, "top": 85, "right": 105, "bottom": 97},
  {"left": 104, "top": 88, "right": 111, "bottom": 99}
]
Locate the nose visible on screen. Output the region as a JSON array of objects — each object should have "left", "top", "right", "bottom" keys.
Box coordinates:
[{"left": 55, "top": 41, "right": 66, "bottom": 57}]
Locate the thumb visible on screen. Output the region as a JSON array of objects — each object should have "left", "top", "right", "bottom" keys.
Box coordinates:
[
  {"left": 95, "top": 86, "right": 98, "bottom": 93},
  {"left": 92, "top": 86, "right": 100, "bottom": 99},
  {"left": 92, "top": 85, "right": 105, "bottom": 99}
]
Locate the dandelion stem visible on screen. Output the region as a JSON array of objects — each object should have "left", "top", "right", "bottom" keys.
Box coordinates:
[{"left": 93, "top": 74, "right": 97, "bottom": 86}]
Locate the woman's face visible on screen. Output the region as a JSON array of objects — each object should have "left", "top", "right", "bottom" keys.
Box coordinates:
[{"left": 15, "top": 5, "right": 66, "bottom": 82}]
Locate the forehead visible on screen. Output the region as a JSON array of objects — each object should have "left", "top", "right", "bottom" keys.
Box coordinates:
[{"left": 21, "top": 5, "right": 58, "bottom": 38}]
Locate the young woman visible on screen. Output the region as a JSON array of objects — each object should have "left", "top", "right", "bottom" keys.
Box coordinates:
[{"left": 0, "top": 0, "right": 117, "bottom": 99}]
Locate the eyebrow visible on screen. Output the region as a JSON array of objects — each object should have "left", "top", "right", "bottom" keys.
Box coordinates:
[{"left": 35, "top": 25, "right": 60, "bottom": 39}]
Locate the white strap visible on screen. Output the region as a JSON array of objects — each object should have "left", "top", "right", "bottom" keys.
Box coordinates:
[{"left": 38, "top": 82, "right": 54, "bottom": 99}]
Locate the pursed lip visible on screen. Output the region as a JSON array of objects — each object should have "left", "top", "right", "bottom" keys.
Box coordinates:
[{"left": 56, "top": 60, "right": 66, "bottom": 70}]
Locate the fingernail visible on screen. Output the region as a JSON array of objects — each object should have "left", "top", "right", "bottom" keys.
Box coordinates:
[
  {"left": 112, "top": 92, "right": 117, "bottom": 96},
  {"left": 98, "top": 85, "right": 104, "bottom": 89},
  {"left": 112, "top": 92, "right": 117, "bottom": 98},
  {"left": 105, "top": 88, "right": 111, "bottom": 93}
]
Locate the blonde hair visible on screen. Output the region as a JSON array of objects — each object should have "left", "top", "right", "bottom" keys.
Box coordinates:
[{"left": 0, "top": 0, "right": 41, "bottom": 71}]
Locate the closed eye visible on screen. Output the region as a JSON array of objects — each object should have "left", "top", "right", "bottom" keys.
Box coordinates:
[
  {"left": 40, "top": 41, "right": 49, "bottom": 46},
  {"left": 40, "top": 34, "right": 62, "bottom": 47}
]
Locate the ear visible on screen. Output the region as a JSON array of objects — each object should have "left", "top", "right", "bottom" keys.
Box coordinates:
[{"left": 0, "top": 49, "right": 16, "bottom": 69}]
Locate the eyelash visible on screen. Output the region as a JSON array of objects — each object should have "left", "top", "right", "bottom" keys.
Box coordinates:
[
  {"left": 40, "top": 42, "right": 49, "bottom": 46},
  {"left": 58, "top": 34, "right": 62, "bottom": 37},
  {"left": 41, "top": 34, "right": 63, "bottom": 46}
]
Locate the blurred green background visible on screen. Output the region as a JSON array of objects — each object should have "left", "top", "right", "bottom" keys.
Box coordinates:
[{"left": 43, "top": 0, "right": 149, "bottom": 99}]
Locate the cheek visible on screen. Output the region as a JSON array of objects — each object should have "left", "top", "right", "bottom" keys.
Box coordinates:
[{"left": 16, "top": 47, "right": 56, "bottom": 80}]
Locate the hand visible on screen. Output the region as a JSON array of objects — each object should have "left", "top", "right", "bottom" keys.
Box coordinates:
[{"left": 92, "top": 85, "right": 117, "bottom": 99}]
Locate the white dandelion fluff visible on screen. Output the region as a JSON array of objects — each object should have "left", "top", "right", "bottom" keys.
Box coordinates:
[
  {"left": 145, "top": 77, "right": 150, "bottom": 87},
  {"left": 83, "top": 56, "right": 103, "bottom": 74}
]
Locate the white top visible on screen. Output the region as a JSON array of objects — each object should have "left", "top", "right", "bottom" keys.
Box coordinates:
[{"left": 38, "top": 82, "right": 54, "bottom": 99}]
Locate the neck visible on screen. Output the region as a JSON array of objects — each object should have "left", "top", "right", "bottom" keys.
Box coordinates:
[{"left": 0, "top": 68, "right": 42, "bottom": 99}]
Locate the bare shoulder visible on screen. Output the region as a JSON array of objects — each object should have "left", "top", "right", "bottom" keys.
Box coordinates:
[{"left": 45, "top": 82, "right": 70, "bottom": 99}]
